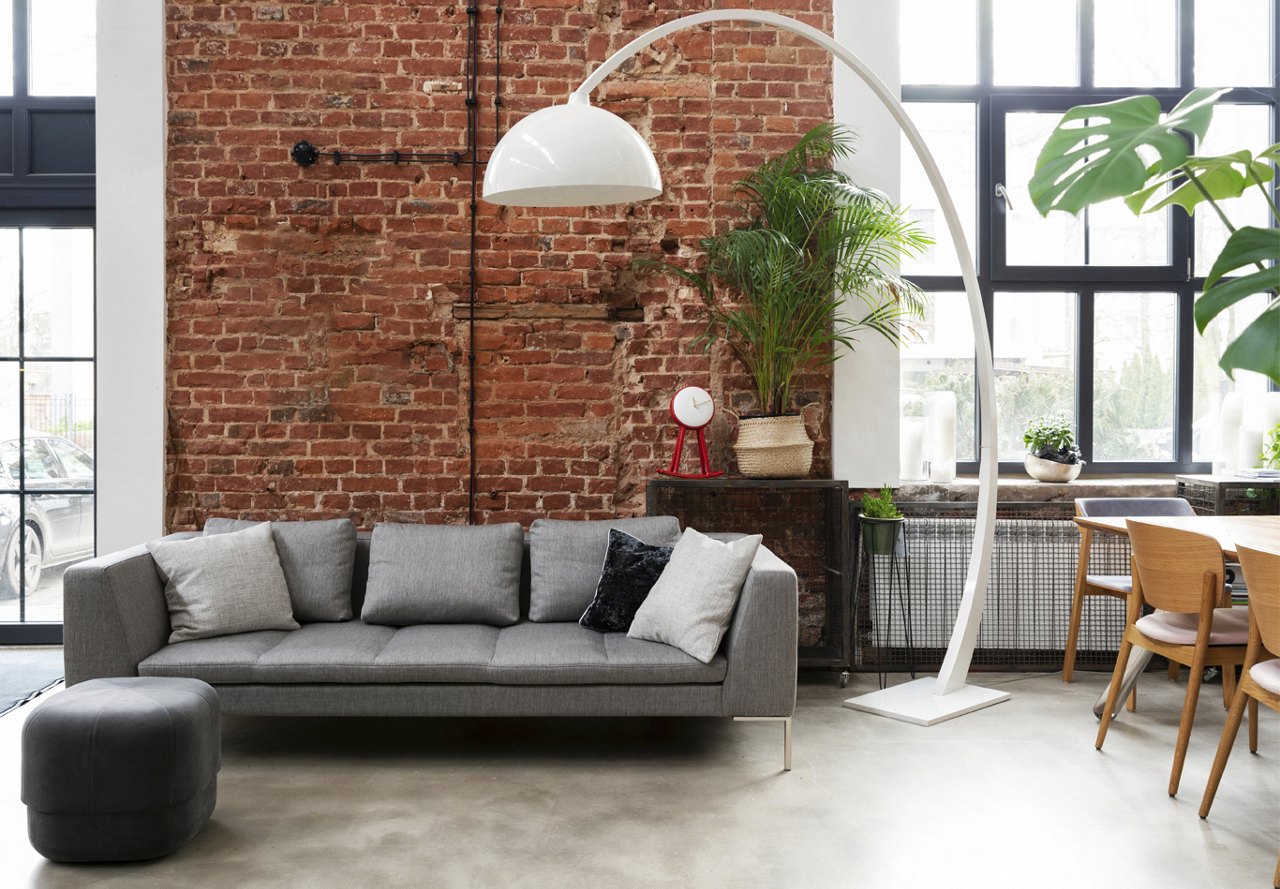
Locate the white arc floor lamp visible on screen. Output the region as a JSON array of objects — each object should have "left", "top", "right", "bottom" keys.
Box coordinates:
[{"left": 483, "top": 10, "right": 1007, "bottom": 726}]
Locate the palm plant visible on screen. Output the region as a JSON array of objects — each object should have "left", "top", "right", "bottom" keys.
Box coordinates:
[{"left": 638, "top": 123, "right": 932, "bottom": 416}]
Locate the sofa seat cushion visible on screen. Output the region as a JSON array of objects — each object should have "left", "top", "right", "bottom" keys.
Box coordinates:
[{"left": 138, "top": 621, "right": 725, "bottom": 686}]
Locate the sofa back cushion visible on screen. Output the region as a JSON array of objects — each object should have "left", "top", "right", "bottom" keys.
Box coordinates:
[
  {"left": 149, "top": 522, "right": 300, "bottom": 643},
  {"left": 204, "top": 517, "right": 357, "bottom": 622},
  {"left": 361, "top": 522, "right": 523, "bottom": 626},
  {"left": 527, "top": 516, "right": 681, "bottom": 622}
]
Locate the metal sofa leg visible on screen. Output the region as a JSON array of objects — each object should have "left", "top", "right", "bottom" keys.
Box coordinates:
[{"left": 734, "top": 716, "right": 792, "bottom": 771}]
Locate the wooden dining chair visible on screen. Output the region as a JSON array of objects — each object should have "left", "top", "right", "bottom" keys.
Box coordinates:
[
  {"left": 1095, "top": 520, "right": 1249, "bottom": 797},
  {"left": 1065, "top": 498, "right": 1196, "bottom": 703},
  {"left": 1200, "top": 543, "right": 1280, "bottom": 888}
]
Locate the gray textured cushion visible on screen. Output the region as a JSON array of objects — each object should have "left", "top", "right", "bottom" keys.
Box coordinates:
[
  {"left": 528, "top": 516, "right": 682, "bottom": 622},
  {"left": 138, "top": 620, "right": 723, "bottom": 685},
  {"left": 147, "top": 523, "right": 299, "bottom": 643},
  {"left": 361, "top": 523, "right": 523, "bottom": 626},
  {"left": 204, "top": 518, "right": 357, "bottom": 622},
  {"left": 628, "top": 528, "right": 762, "bottom": 663}
]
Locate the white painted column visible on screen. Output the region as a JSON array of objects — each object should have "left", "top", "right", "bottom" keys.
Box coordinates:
[
  {"left": 831, "top": 0, "right": 902, "bottom": 488},
  {"left": 95, "top": 0, "right": 167, "bottom": 550}
]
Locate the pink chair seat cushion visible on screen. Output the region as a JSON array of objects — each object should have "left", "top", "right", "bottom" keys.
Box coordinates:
[
  {"left": 1251, "top": 659, "right": 1280, "bottom": 695},
  {"left": 1134, "top": 608, "right": 1249, "bottom": 646},
  {"left": 1085, "top": 574, "right": 1131, "bottom": 593}
]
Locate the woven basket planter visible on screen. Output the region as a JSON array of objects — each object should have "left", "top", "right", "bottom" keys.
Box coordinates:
[{"left": 734, "top": 415, "right": 813, "bottom": 479}]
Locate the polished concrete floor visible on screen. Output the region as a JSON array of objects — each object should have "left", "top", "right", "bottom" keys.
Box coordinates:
[{"left": 1, "top": 671, "right": 1276, "bottom": 888}]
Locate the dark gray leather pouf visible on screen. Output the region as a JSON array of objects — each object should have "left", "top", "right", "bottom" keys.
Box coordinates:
[{"left": 21, "top": 677, "right": 221, "bottom": 863}]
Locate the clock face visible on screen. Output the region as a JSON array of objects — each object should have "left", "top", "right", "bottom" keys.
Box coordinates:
[{"left": 671, "top": 386, "right": 715, "bottom": 428}]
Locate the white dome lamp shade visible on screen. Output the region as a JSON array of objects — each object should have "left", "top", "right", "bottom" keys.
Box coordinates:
[{"left": 482, "top": 94, "right": 662, "bottom": 207}]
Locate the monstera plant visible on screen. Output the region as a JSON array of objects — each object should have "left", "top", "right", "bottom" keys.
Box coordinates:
[{"left": 1030, "top": 88, "right": 1279, "bottom": 384}]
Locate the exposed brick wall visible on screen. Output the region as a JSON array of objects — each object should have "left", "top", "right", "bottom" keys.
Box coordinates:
[{"left": 165, "top": 0, "right": 835, "bottom": 531}]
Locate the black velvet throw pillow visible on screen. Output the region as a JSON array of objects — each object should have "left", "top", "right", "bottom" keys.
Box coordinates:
[{"left": 579, "top": 529, "right": 674, "bottom": 633}]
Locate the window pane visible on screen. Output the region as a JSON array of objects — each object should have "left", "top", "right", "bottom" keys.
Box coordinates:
[
  {"left": 1005, "top": 113, "right": 1170, "bottom": 267},
  {"left": 900, "top": 0, "right": 978, "bottom": 85},
  {"left": 1095, "top": 0, "right": 1176, "bottom": 87},
  {"left": 25, "top": 362, "right": 94, "bottom": 463},
  {"left": 1005, "top": 113, "right": 1084, "bottom": 264},
  {"left": 1093, "top": 293, "right": 1177, "bottom": 461},
  {"left": 900, "top": 292, "right": 976, "bottom": 462},
  {"left": 1085, "top": 198, "right": 1170, "bottom": 266},
  {"left": 902, "top": 103, "right": 977, "bottom": 277},
  {"left": 1193, "top": 293, "right": 1272, "bottom": 463},
  {"left": 29, "top": 0, "right": 96, "bottom": 97},
  {"left": 994, "top": 0, "right": 1078, "bottom": 86},
  {"left": 0, "top": 2, "right": 12, "bottom": 96},
  {"left": 1196, "top": 0, "right": 1273, "bottom": 86},
  {"left": 22, "top": 229, "right": 94, "bottom": 358},
  {"left": 0, "top": 229, "right": 17, "bottom": 355},
  {"left": 1195, "top": 104, "right": 1274, "bottom": 276},
  {"left": 994, "top": 292, "right": 1077, "bottom": 459}
]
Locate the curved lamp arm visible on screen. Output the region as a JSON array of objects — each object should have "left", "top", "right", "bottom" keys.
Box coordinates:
[{"left": 488, "top": 10, "right": 1001, "bottom": 712}]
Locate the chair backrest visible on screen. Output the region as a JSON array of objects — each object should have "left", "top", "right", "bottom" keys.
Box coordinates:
[
  {"left": 1127, "top": 520, "right": 1224, "bottom": 613},
  {"left": 1075, "top": 497, "right": 1196, "bottom": 518},
  {"left": 1236, "top": 544, "right": 1280, "bottom": 657}
]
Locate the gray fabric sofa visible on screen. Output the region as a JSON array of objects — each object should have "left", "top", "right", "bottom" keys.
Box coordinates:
[{"left": 63, "top": 526, "right": 799, "bottom": 767}]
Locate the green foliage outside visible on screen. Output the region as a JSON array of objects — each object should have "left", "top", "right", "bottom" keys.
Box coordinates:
[{"left": 1262, "top": 423, "right": 1280, "bottom": 470}]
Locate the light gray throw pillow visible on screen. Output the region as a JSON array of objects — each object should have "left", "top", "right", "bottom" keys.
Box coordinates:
[
  {"left": 627, "top": 528, "right": 762, "bottom": 663},
  {"left": 362, "top": 522, "right": 523, "bottom": 626},
  {"left": 148, "top": 522, "right": 300, "bottom": 644},
  {"left": 528, "top": 516, "right": 682, "bottom": 622},
  {"left": 204, "top": 517, "right": 357, "bottom": 622}
]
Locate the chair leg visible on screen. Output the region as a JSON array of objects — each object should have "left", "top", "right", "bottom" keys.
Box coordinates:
[
  {"left": 1200, "top": 682, "right": 1250, "bottom": 818},
  {"left": 1168, "top": 661, "right": 1180, "bottom": 681},
  {"left": 1273, "top": 852, "right": 1279, "bottom": 889},
  {"left": 1221, "top": 664, "right": 1236, "bottom": 709},
  {"left": 1249, "top": 697, "right": 1259, "bottom": 754},
  {"left": 1064, "top": 588, "right": 1087, "bottom": 683},
  {"left": 1097, "top": 638, "right": 1135, "bottom": 751},
  {"left": 1169, "top": 651, "right": 1207, "bottom": 797},
  {"left": 1126, "top": 685, "right": 1137, "bottom": 712}
]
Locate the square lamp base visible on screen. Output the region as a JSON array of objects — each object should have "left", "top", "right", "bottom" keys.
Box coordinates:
[{"left": 842, "top": 677, "right": 1011, "bottom": 726}]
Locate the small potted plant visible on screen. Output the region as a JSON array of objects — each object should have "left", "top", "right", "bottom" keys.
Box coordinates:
[
  {"left": 859, "top": 484, "right": 905, "bottom": 555},
  {"left": 1023, "top": 415, "right": 1086, "bottom": 483}
]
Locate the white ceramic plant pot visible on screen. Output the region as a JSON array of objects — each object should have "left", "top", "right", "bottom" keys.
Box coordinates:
[{"left": 1024, "top": 453, "right": 1082, "bottom": 483}]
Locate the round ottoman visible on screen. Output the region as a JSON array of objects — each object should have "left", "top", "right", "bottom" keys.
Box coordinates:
[{"left": 21, "top": 677, "right": 221, "bottom": 862}]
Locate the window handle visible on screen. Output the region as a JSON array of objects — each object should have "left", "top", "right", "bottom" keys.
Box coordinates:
[{"left": 994, "top": 183, "right": 1015, "bottom": 212}]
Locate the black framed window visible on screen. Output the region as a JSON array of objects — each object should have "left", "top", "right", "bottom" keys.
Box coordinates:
[
  {"left": 0, "top": 0, "right": 95, "bottom": 643},
  {"left": 897, "top": 0, "right": 1279, "bottom": 475}
]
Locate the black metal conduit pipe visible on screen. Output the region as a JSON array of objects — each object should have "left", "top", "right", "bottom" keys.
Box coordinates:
[{"left": 291, "top": 3, "right": 502, "bottom": 524}]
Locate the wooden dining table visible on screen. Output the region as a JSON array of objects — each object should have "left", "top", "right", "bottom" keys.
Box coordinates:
[{"left": 1072, "top": 514, "right": 1280, "bottom": 718}]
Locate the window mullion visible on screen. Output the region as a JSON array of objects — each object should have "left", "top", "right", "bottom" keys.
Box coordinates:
[
  {"left": 1077, "top": 290, "right": 1094, "bottom": 465},
  {"left": 1079, "top": 0, "right": 1095, "bottom": 89}
]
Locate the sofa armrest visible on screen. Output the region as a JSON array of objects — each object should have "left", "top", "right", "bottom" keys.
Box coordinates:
[
  {"left": 720, "top": 544, "right": 798, "bottom": 717},
  {"left": 63, "top": 533, "right": 193, "bottom": 685}
]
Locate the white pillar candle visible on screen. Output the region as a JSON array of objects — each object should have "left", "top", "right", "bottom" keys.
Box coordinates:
[
  {"left": 929, "top": 391, "right": 957, "bottom": 465},
  {"left": 1261, "top": 392, "right": 1280, "bottom": 431},
  {"left": 1238, "top": 426, "right": 1263, "bottom": 471},
  {"left": 900, "top": 417, "right": 927, "bottom": 480},
  {"left": 1220, "top": 393, "right": 1243, "bottom": 473},
  {"left": 929, "top": 459, "right": 956, "bottom": 483}
]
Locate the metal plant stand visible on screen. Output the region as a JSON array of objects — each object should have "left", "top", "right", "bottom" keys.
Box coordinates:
[{"left": 858, "top": 523, "right": 916, "bottom": 690}]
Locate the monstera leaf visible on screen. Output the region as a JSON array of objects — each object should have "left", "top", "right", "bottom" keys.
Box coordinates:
[
  {"left": 1029, "top": 88, "right": 1226, "bottom": 216},
  {"left": 1124, "top": 147, "right": 1278, "bottom": 215},
  {"left": 1196, "top": 226, "right": 1280, "bottom": 382}
]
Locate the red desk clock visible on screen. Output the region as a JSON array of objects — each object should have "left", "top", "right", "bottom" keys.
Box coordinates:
[{"left": 657, "top": 385, "right": 724, "bottom": 479}]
